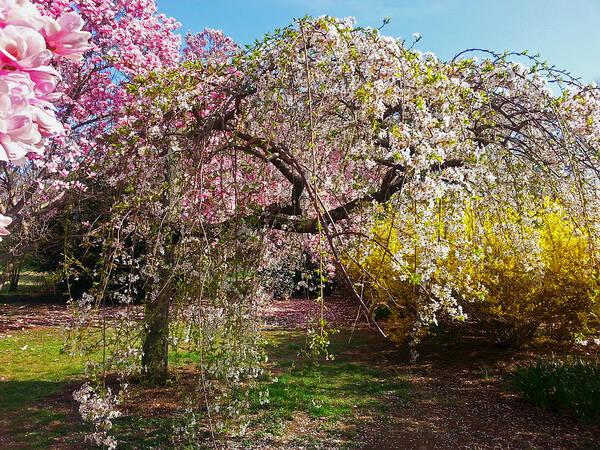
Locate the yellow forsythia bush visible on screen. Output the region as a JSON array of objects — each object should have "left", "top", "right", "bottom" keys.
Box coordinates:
[
  {"left": 449, "top": 200, "right": 600, "bottom": 347},
  {"left": 343, "top": 204, "right": 446, "bottom": 345},
  {"left": 345, "top": 199, "right": 600, "bottom": 347},
  {"left": 344, "top": 221, "right": 417, "bottom": 343}
]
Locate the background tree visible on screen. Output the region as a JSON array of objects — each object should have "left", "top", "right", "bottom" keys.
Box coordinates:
[
  {"left": 0, "top": 0, "right": 90, "bottom": 231},
  {"left": 0, "top": 0, "right": 181, "bottom": 286}
]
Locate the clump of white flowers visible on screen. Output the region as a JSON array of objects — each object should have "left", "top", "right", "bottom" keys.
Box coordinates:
[{"left": 73, "top": 383, "right": 122, "bottom": 449}]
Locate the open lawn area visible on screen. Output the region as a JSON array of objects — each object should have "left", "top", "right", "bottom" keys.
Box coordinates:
[{"left": 1, "top": 300, "right": 599, "bottom": 449}]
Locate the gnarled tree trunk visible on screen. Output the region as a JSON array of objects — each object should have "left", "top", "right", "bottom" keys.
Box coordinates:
[{"left": 141, "top": 266, "right": 172, "bottom": 384}]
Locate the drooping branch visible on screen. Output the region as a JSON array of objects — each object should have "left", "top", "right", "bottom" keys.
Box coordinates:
[
  {"left": 203, "top": 150, "right": 465, "bottom": 234},
  {"left": 262, "top": 158, "right": 463, "bottom": 233}
]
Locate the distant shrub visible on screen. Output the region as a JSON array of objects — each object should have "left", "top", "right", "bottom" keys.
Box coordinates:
[{"left": 510, "top": 357, "right": 600, "bottom": 420}]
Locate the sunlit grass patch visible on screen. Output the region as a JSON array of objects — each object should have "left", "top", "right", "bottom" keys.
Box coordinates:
[
  {"left": 0, "top": 327, "right": 91, "bottom": 447},
  {"left": 0, "top": 327, "right": 88, "bottom": 408},
  {"left": 248, "top": 329, "right": 411, "bottom": 440},
  {"left": 260, "top": 361, "right": 411, "bottom": 420},
  {"left": 0, "top": 271, "right": 52, "bottom": 296}
]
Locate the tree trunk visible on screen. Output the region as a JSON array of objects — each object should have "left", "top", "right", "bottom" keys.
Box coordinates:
[
  {"left": 9, "top": 264, "right": 21, "bottom": 291},
  {"left": 141, "top": 142, "right": 178, "bottom": 384},
  {"left": 141, "top": 276, "right": 171, "bottom": 383}
]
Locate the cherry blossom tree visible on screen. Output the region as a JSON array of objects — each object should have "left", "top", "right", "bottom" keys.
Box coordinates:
[
  {"left": 8, "top": 12, "right": 588, "bottom": 446},
  {"left": 169, "top": 16, "right": 600, "bottom": 345},
  {"left": 71, "top": 15, "right": 600, "bottom": 413}
]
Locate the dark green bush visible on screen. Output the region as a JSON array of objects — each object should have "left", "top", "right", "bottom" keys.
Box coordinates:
[{"left": 510, "top": 357, "right": 600, "bottom": 420}]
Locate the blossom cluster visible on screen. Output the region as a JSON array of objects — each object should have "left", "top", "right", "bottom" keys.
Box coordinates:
[{"left": 72, "top": 382, "right": 122, "bottom": 450}]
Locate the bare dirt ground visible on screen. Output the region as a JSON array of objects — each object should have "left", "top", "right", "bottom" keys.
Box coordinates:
[
  {"left": 1, "top": 297, "right": 599, "bottom": 449},
  {"left": 0, "top": 302, "right": 144, "bottom": 335},
  {"left": 0, "top": 303, "right": 75, "bottom": 334},
  {"left": 359, "top": 336, "right": 600, "bottom": 449}
]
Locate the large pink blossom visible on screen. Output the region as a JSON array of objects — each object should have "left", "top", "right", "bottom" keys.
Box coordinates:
[
  {"left": 0, "top": 71, "right": 40, "bottom": 162},
  {"left": 0, "top": 0, "right": 179, "bottom": 246},
  {"left": 22, "top": 63, "right": 59, "bottom": 94},
  {"left": 29, "top": 96, "right": 62, "bottom": 136},
  {"left": 0, "top": 70, "right": 62, "bottom": 163},
  {"left": 0, "top": 0, "right": 47, "bottom": 30},
  {"left": 0, "top": 0, "right": 89, "bottom": 238},
  {"left": 0, "top": 0, "right": 77, "bottom": 166},
  {"left": 42, "top": 12, "right": 91, "bottom": 60},
  {"left": 0, "top": 1, "right": 91, "bottom": 60},
  {"left": 0, "top": 25, "right": 51, "bottom": 70},
  {"left": 0, "top": 213, "right": 11, "bottom": 237}
]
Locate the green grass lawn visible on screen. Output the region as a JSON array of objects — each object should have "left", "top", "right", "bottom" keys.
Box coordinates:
[
  {"left": 0, "top": 326, "right": 411, "bottom": 448},
  {"left": 0, "top": 327, "right": 92, "bottom": 407},
  {"left": 0, "top": 327, "right": 91, "bottom": 447},
  {"left": 258, "top": 331, "right": 410, "bottom": 418},
  {"left": 242, "top": 331, "right": 411, "bottom": 447}
]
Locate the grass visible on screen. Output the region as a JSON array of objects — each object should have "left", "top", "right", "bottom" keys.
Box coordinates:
[
  {"left": 510, "top": 357, "right": 600, "bottom": 421},
  {"left": 0, "top": 271, "right": 52, "bottom": 297},
  {"left": 5, "top": 318, "right": 598, "bottom": 448},
  {"left": 0, "top": 327, "right": 88, "bottom": 408},
  {"left": 0, "top": 327, "right": 91, "bottom": 447},
  {"left": 247, "top": 330, "right": 411, "bottom": 443},
  {"left": 0, "top": 324, "right": 411, "bottom": 448},
  {"left": 112, "top": 416, "right": 183, "bottom": 449}
]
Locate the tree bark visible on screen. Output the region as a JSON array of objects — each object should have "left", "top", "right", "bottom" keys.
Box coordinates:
[
  {"left": 141, "top": 142, "right": 178, "bottom": 384},
  {"left": 141, "top": 272, "right": 172, "bottom": 384},
  {"left": 8, "top": 264, "right": 20, "bottom": 291}
]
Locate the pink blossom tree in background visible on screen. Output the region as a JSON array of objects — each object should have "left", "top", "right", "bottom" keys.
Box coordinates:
[
  {"left": 0, "top": 0, "right": 181, "bottom": 274},
  {"left": 0, "top": 0, "right": 90, "bottom": 237}
]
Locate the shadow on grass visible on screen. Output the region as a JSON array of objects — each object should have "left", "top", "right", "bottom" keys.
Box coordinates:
[
  {"left": 0, "top": 380, "right": 90, "bottom": 448},
  {"left": 0, "top": 409, "right": 85, "bottom": 448},
  {"left": 244, "top": 329, "right": 412, "bottom": 445},
  {"left": 0, "top": 380, "right": 71, "bottom": 410},
  {"left": 112, "top": 416, "right": 182, "bottom": 449},
  {"left": 257, "top": 361, "right": 411, "bottom": 420}
]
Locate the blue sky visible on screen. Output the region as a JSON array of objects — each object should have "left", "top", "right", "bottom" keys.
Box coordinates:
[{"left": 157, "top": 0, "right": 600, "bottom": 83}]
